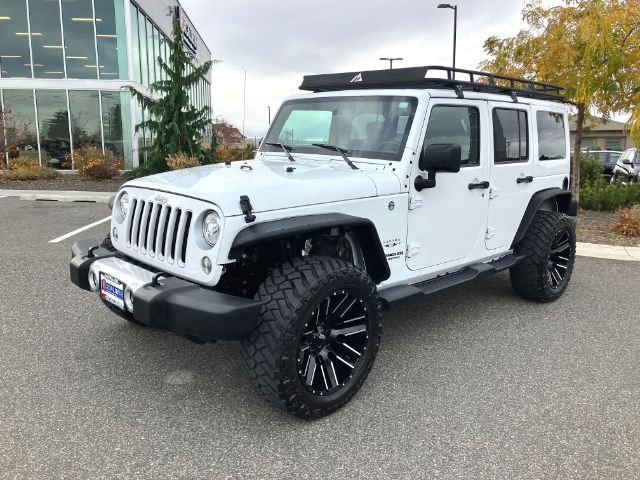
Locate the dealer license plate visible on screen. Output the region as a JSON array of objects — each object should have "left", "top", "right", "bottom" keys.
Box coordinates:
[{"left": 100, "top": 272, "right": 125, "bottom": 311}]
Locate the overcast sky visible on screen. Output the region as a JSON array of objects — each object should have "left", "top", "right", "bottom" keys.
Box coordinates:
[{"left": 180, "top": 0, "right": 563, "bottom": 139}]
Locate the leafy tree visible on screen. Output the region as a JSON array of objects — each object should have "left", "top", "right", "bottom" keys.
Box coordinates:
[
  {"left": 131, "top": 13, "right": 215, "bottom": 174},
  {"left": 479, "top": 0, "right": 640, "bottom": 199}
]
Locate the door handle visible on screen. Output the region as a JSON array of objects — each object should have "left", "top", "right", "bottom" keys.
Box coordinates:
[
  {"left": 468, "top": 181, "right": 490, "bottom": 190},
  {"left": 516, "top": 176, "right": 534, "bottom": 184}
]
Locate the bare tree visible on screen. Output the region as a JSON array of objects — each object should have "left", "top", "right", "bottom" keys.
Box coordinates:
[{"left": 0, "top": 110, "right": 31, "bottom": 167}]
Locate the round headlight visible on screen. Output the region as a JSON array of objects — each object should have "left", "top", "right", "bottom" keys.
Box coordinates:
[
  {"left": 202, "top": 211, "right": 221, "bottom": 247},
  {"left": 118, "top": 192, "right": 130, "bottom": 218}
]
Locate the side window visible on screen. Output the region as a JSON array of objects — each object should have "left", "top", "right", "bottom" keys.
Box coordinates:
[
  {"left": 537, "top": 111, "right": 567, "bottom": 160},
  {"left": 424, "top": 106, "right": 480, "bottom": 167},
  {"left": 493, "top": 108, "right": 528, "bottom": 163}
]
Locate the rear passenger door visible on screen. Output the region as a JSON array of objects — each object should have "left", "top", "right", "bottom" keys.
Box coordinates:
[{"left": 486, "top": 103, "right": 535, "bottom": 250}]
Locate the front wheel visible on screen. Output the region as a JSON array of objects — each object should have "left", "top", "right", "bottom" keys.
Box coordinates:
[
  {"left": 240, "top": 256, "right": 382, "bottom": 419},
  {"left": 510, "top": 210, "right": 576, "bottom": 303}
]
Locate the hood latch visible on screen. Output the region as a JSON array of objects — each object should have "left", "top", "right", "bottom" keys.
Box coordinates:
[{"left": 240, "top": 195, "right": 256, "bottom": 223}]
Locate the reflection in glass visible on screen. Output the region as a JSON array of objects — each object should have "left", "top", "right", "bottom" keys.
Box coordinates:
[
  {"left": 146, "top": 18, "right": 155, "bottom": 85},
  {"left": 69, "top": 90, "right": 101, "bottom": 153},
  {"left": 153, "top": 26, "right": 161, "bottom": 83},
  {"left": 138, "top": 10, "right": 149, "bottom": 86},
  {"left": 102, "top": 91, "right": 132, "bottom": 168},
  {"left": 1, "top": 89, "right": 39, "bottom": 164},
  {"left": 37, "top": 90, "right": 71, "bottom": 168},
  {"left": 62, "top": 0, "right": 97, "bottom": 79},
  {"left": 130, "top": 4, "right": 141, "bottom": 83},
  {"left": 95, "top": 0, "right": 127, "bottom": 79},
  {"left": 28, "top": 0, "right": 65, "bottom": 79},
  {"left": 0, "top": 1, "right": 32, "bottom": 78}
]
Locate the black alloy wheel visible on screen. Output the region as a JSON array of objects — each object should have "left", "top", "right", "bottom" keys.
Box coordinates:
[
  {"left": 298, "top": 290, "right": 370, "bottom": 395},
  {"left": 547, "top": 230, "right": 572, "bottom": 289}
]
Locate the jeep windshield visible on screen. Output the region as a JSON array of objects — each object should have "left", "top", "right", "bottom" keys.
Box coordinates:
[{"left": 262, "top": 96, "right": 418, "bottom": 162}]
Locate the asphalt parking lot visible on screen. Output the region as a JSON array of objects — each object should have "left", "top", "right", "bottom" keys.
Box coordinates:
[{"left": 1, "top": 196, "right": 639, "bottom": 480}]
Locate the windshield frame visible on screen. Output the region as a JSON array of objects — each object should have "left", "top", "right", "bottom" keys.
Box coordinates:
[{"left": 261, "top": 95, "right": 419, "bottom": 162}]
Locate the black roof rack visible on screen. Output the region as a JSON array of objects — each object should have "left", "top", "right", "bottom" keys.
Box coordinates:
[{"left": 300, "top": 65, "right": 565, "bottom": 102}]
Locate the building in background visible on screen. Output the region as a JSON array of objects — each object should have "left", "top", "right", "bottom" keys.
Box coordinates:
[
  {"left": 570, "top": 115, "right": 636, "bottom": 152},
  {"left": 0, "top": 0, "right": 212, "bottom": 170}
]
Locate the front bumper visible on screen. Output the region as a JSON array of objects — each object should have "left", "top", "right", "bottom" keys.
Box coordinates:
[{"left": 69, "top": 240, "right": 262, "bottom": 342}]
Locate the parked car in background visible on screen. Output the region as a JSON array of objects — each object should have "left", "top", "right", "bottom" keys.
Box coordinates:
[
  {"left": 582, "top": 150, "right": 622, "bottom": 181},
  {"left": 611, "top": 148, "right": 640, "bottom": 184}
]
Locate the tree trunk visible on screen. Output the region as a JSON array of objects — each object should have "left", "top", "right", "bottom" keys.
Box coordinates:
[{"left": 571, "top": 104, "right": 585, "bottom": 202}]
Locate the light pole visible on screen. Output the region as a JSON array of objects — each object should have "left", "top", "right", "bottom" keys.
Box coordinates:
[
  {"left": 437, "top": 3, "right": 457, "bottom": 72},
  {"left": 379, "top": 57, "right": 403, "bottom": 70}
]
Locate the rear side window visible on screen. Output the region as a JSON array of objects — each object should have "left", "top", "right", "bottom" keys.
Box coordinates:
[
  {"left": 493, "top": 109, "right": 528, "bottom": 163},
  {"left": 537, "top": 111, "right": 566, "bottom": 160},
  {"left": 424, "top": 106, "right": 480, "bottom": 167}
]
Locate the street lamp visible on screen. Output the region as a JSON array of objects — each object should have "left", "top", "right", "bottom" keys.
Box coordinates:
[
  {"left": 437, "top": 3, "right": 458, "bottom": 72},
  {"left": 379, "top": 57, "right": 403, "bottom": 70}
]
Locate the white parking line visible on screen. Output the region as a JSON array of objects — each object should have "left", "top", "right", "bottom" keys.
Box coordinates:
[{"left": 49, "top": 216, "right": 112, "bottom": 244}]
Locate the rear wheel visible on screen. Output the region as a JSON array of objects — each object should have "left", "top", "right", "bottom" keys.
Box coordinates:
[
  {"left": 240, "top": 256, "right": 381, "bottom": 419},
  {"left": 510, "top": 210, "right": 576, "bottom": 303}
]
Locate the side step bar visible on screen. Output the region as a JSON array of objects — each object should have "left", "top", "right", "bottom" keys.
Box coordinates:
[{"left": 379, "top": 253, "right": 526, "bottom": 308}]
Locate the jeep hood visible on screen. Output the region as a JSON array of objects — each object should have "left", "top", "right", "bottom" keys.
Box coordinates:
[{"left": 126, "top": 159, "right": 400, "bottom": 216}]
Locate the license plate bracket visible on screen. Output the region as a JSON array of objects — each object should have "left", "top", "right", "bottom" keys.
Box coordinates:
[{"left": 100, "top": 272, "right": 125, "bottom": 311}]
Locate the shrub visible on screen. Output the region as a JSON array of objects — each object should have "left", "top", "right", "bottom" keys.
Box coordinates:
[
  {"left": 580, "top": 182, "right": 640, "bottom": 211},
  {"left": 166, "top": 152, "right": 201, "bottom": 170},
  {"left": 580, "top": 154, "right": 604, "bottom": 187},
  {"left": 6, "top": 157, "right": 39, "bottom": 171},
  {"left": 612, "top": 205, "right": 640, "bottom": 237},
  {"left": 3, "top": 167, "right": 60, "bottom": 181},
  {"left": 73, "top": 145, "right": 123, "bottom": 180}
]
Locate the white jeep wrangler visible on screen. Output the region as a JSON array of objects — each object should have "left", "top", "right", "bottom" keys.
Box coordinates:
[{"left": 70, "top": 66, "right": 578, "bottom": 419}]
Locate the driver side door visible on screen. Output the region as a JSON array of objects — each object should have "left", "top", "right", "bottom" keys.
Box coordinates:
[{"left": 406, "top": 100, "right": 491, "bottom": 271}]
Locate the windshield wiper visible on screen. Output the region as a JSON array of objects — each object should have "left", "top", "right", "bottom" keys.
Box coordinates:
[
  {"left": 266, "top": 142, "right": 296, "bottom": 162},
  {"left": 312, "top": 144, "right": 358, "bottom": 170}
]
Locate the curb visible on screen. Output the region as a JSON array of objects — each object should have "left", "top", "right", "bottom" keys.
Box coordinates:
[
  {"left": 0, "top": 189, "right": 115, "bottom": 203},
  {"left": 576, "top": 242, "right": 640, "bottom": 262}
]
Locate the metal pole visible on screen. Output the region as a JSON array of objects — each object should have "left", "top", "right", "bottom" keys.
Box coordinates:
[
  {"left": 453, "top": 6, "right": 457, "bottom": 71},
  {"left": 267, "top": 106, "right": 271, "bottom": 125}
]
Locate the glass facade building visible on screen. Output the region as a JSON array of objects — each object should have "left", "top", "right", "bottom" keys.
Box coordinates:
[{"left": 0, "top": 0, "right": 212, "bottom": 169}]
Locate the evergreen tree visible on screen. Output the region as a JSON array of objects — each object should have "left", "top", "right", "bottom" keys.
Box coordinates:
[{"left": 131, "top": 13, "right": 214, "bottom": 174}]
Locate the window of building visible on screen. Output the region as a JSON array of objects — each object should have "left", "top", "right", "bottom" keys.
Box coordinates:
[
  {"left": 153, "top": 26, "right": 161, "bottom": 83},
  {"left": 36, "top": 90, "right": 71, "bottom": 168},
  {"left": 605, "top": 138, "right": 623, "bottom": 151},
  {"left": 0, "top": 1, "right": 32, "bottom": 78},
  {"left": 62, "top": 0, "right": 98, "bottom": 79},
  {"left": 581, "top": 138, "right": 597, "bottom": 150},
  {"left": 28, "top": 0, "right": 65, "bottom": 79},
  {"left": 69, "top": 90, "right": 101, "bottom": 152},
  {"left": 493, "top": 108, "right": 528, "bottom": 163},
  {"left": 95, "top": 0, "right": 127, "bottom": 80},
  {"left": 137, "top": 9, "right": 149, "bottom": 86},
  {"left": 424, "top": 105, "right": 480, "bottom": 167},
  {"left": 130, "top": 5, "right": 141, "bottom": 83},
  {"left": 1, "top": 89, "right": 39, "bottom": 163},
  {"left": 102, "top": 90, "right": 132, "bottom": 168},
  {"left": 536, "top": 111, "right": 566, "bottom": 160},
  {"left": 145, "top": 18, "right": 155, "bottom": 85}
]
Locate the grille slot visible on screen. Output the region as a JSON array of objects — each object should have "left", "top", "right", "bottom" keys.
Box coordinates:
[{"left": 125, "top": 197, "right": 190, "bottom": 267}]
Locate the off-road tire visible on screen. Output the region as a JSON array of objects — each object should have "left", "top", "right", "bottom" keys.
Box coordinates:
[
  {"left": 510, "top": 210, "right": 576, "bottom": 303},
  {"left": 240, "top": 256, "right": 382, "bottom": 419}
]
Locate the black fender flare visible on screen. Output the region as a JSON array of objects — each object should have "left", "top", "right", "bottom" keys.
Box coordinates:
[
  {"left": 230, "top": 213, "right": 390, "bottom": 284},
  {"left": 511, "top": 188, "right": 577, "bottom": 248}
]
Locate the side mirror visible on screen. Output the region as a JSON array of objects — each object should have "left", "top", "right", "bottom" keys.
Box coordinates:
[
  {"left": 622, "top": 159, "right": 633, "bottom": 165},
  {"left": 419, "top": 143, "right": 462, "bottom": 173},
  {"left": 415, "top": 143, "right": 462, "bottom": 191}
]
